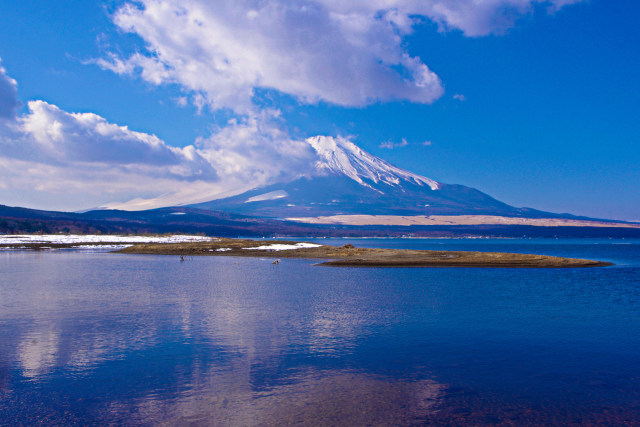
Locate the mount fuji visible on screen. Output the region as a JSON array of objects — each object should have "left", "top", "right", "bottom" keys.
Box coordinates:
[
  {"left": 3, "top": 137, "right": 637, "bottom": 236},
  {"left": 191, "top": 136, "right": 560, "bottom": 220}
]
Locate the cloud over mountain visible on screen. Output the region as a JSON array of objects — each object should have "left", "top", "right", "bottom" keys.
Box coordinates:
[
  {"left": 0, "top": 67, "right": 318, "bottom": 210},
  {"left": 195, "top": 113, "right": 316, "bottom": 184},
  {"left": 0, "top": 0, "right": 586, "bottom": 211}
]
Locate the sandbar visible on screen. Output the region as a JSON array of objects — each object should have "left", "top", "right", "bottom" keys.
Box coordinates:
[{"left": 116, "top": 238, "right": 613, "bottom": 268}]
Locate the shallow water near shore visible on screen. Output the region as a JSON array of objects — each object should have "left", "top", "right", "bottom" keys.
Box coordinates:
[{"left": 1, "top": 238, "right": 639, "bottom": 424}]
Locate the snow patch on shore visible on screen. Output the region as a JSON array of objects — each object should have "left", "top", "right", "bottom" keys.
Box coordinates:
[
  {"left": 242, "top": 243, "right": 322, "bottom": 251},
  {"left": 0, "top": 235, "right": 212, "bottom": 245},
  {"left": 67, "top": 244, "right": 135, "bottom": 250}
]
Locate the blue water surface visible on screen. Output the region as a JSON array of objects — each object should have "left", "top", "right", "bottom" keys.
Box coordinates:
[{"left": 0, "top": 239, "right": 639, "bottom": 425}]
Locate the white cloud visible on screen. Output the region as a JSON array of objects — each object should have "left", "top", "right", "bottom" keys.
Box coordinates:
[
  {"left": 107, "top": 113, "right": 320, "bottom": 210},
  {"left": 4, "top": 100, "right": 215, "bottom": 180},
  {"left": 0, "top": 107, "right": 320, "bottom": 210},
  {"left": 380, "top": 138, "right": 433, "bottom": 149},
  {"left": 95, "top": 0, "right": 583, "bottom": 115},
  {"left": 0, "top": 66, "right": 317, "bottom": 211},
  {"left": 195, "top": 112, "right": 316, "bottom": 185},
  {"left": 0, "top": 59, "right": 20, "bottom": 119},
  {"left": 315, "top": 0, "right": 584, "bottom": 36},
  {"left": 97, "top": 0, "right": 445, "bottom": 113},
  {"left": 453, "top": 93, "right": 466, "bottom": 101},
  {"left": 380, "top": 138, "right": 409, "bottom": 149}
]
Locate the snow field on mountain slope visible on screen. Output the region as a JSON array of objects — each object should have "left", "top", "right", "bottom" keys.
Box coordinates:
[{"left": 308, "top": 136, "right": 440, "bottom": 190}]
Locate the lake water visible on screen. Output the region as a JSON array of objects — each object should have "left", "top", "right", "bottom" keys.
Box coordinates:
[{"left": 1, "top": 239, "right": 639, "bottom": 425}]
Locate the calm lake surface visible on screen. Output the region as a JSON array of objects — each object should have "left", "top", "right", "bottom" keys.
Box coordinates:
[{"left": 1, "top": 239, "right": 639, "bottom": 425}]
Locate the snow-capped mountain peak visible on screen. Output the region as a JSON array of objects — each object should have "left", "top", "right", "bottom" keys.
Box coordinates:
[
  {"left": 192, "top": 136, "right": 527, "bottom": 218},
  {"left": 307, "top": 136, "right": 440, "bottom": 190}
]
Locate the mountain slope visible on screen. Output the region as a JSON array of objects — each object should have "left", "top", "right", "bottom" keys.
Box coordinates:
[{"left": 192, "top": 136, "right": 557, "bottom": 219}]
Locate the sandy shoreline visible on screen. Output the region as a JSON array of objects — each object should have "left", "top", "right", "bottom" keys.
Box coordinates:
[{"left": 285, "top": 214, "right": 640, "bottom": 228}]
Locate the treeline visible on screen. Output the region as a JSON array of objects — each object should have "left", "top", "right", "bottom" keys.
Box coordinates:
[{"left": 0, "top": 217, "right": 138, "bottom": 235}]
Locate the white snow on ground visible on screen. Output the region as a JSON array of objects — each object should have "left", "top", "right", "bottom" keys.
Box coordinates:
[
  {"left": 215, "top": 248, "right": 232, "bottom": 252},
  {"left": 242, "top": 243, "right": 322, "bottom": 251},
  {"left": 0, "top": 235, "right": 213, "bottom": 245},
  {"left": 64, "top": 245, "right": 135, "bottom": 250}
]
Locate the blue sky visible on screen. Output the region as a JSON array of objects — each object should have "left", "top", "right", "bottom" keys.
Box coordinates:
[{"left": 0, "top": 0, "right": 638, "bottom": 220}]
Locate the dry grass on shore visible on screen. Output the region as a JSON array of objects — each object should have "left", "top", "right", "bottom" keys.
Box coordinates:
[{"left": 116, "top": 238, "right": 612, "bottom": 268}]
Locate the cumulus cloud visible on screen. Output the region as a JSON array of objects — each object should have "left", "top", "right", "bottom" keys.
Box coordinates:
[
  {"left": 95, "top": 0, "right": 583, "bottom": 115},
  {"left": 0, "top": 66, "right": 316, "bottom": 210},
  {"left": 0, "top": 105, "right": 320, "bottom": 210},
  {"left": 105, "top": 114, "right": 319, "bottom": 210},
  {"left": 195, "top": 113, "right": 316, "bottom": 184},
  {"left": 0, "top": 104, "right": 215, "bottom": 210},
  {"left": 96, "top": 0, "right": 445, "bottom": 113},
  {"left": 2, "top": 100, "right": 215, "bottom": 179},
  {"left": 0, "top": 59, "right": 20, "bottom": 119}
]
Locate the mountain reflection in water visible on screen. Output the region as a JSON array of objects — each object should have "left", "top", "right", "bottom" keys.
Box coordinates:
[{"left": 1, "top": 239, "right": 639, "bottom": 425}]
